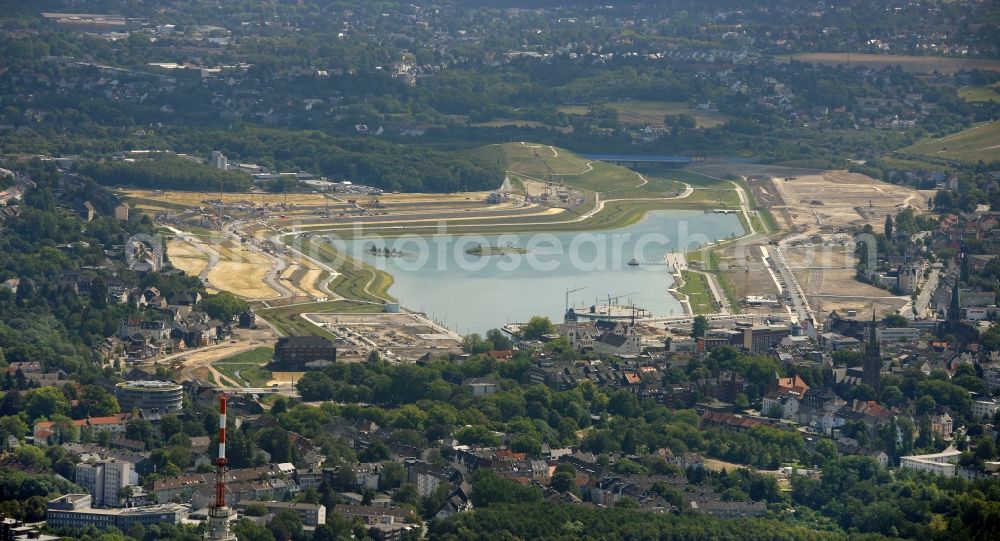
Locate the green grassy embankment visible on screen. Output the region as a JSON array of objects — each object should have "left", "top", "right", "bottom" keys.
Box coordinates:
[
  {"left": 898, "top": 120, "right": 1000, "bottom": 163},
  {"left": 958, "top": 85, "right": 1000, "bottom": 103},
  {"left": 257, "top": 300, "right": 383, "bottom": 337},
  {"left": 677, "top": 271, "right": 716, "bottom": 314},
  {"left": 557, "top": 100, "right": 731, "bottom": 128},
  {"left": 213, "top": 347, "right": 274, "bottom": 387}
]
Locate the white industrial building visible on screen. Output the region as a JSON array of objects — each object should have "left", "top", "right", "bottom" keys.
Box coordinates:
[{"left": 899, "top": 449, "right": 962, "bottom": 477}]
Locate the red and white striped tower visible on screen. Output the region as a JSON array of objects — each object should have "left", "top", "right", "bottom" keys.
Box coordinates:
[
  {"left": 205, "top": 394, "right": 236, "bottom": 541},
  {"left": 215, "top": 394, "right": 228, "bottom": 508}
]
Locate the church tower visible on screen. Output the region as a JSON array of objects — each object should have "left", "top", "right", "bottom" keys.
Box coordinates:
[
  {"left": 948, "top": 275, "right": 962, "bottom": 323},
  {"left": 563, "top": 308, "right": 578, "bottom": 349}
]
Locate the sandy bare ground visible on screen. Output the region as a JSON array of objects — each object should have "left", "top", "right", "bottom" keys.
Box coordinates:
[
  {"left": 784, "top": 245, "right": 909, "bottom": 317},
  {"left": 279, "top": 264, "right": 307, "bottom": 297},
  {"left": 121, "top": 189, "right": 335, "bottom": 208},
  {"left": 166, "top": 239, "right": 210, "bottom": 277},
  {"left": 207, "top": 243, "right": 280, "bottom": 300},
  {"left": 209, "top": 261, "right": 280, "bottom": 299},
  {"left": 767, "top": 170, "right": 928, "bottom": 235},
  {"left": 267, "top": 371, "right": 305, "bottom": 387},
  {"left": 694, "top": 162, "right": 925, "bottom": 320},
  {"left": 298, "top": 268, "right": 325, "bottom": 298},
  {"left": 151, "top": 327, "right": 277, "bottom": 386}
]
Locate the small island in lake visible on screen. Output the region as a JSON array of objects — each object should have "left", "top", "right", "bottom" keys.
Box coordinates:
[
  {"left": 368, "top": 244, "right": 405, "bottom": 257},
  {"left": 465, "top": 243, "right": 529, "bottom": 257}
]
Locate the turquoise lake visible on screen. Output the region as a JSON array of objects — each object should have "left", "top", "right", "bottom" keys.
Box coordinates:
[{"left": 329, "top": 210, "right": 744, "bottom": 334}]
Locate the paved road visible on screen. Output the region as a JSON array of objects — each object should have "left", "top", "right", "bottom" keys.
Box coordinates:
[
  {"left": 907, "top": 267, "right": 940, "bottom": 319},
  {"left": 640, "top": 312, "right": 789, "bottom": 326},
  {"left": 769, "top": 244, "right": 815, "bottom": 327},
  {"left": 165, "top": 226, "right": 219, "bottom": 284},
  {"left": 699, "top": 270, "right": 730, "bottom": 314}
]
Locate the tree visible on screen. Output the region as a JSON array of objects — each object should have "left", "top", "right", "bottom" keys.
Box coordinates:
[
  {"left": 197, "top": 292, "right": 249, "bottom": 323},
  {"left": 470, "top": 470, "right": 542, "bottom": 507},
  {"left": 76, "top": 385, "right": 120, "bottom": 418},
  {"left": 520, "top": 316, "right": 555, "bottom": 340},
  {"left": 883, "top": 313, "right": 908, "bottom": 328},
  {"left": 393, "top": 483, "right": 420, "bottom": 507},
  {"left": 734, "top": 393, "right": 750, "bottom": 410},
  {"left": 551, "top": 470, "right": 576, "bottom": 493},
  {"left": 461, "top": 333, "right": 490, "bottom": 355},
  {"left": 691, "top": 315, "right": 708, "bottom": 339},
  {"left": 24, "top": 387, "right": 70, "bottom": 422},
  {"left": 486, "top": 328, "right": 513, "bottom": 351},
  {"left": 257, "top": 426, "right": 295, "bottom": 463},
  {"left": 125, "top": 419, "right": 155, "bottom": 447},
  {"left": 50, "top": 414, "right": 79, "bottom": 444},
  {"left": 266, "top": 510, "right": 303, "bottom": 541},
  {"left": 13, "top": 445, "right": 50, "bottom": 469},
  {"left": 0, "top": 416, "right": 28, "bottom": 442},
  {"left": 666, "top": 113, "right": 697, "bottom": 130},
  {"left": 159, "top": 415, "right": 183, "bottom": 441},
  {"left": 884, "top": 215, "right": 893, "bottom": 241},
  {"left": 379, "top": 461, "right": 407, "bottom": 491},
  {"left": 296, "top": 372, "right": 336, "bottom": 401}
]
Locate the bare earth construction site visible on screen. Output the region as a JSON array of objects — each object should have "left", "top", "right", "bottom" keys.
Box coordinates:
[{"left": 690, "top": 162, "right": 930, "bottom": 320}]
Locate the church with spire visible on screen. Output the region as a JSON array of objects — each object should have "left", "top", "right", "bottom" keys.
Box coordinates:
[
  {"left": 863, "top": 310, "right": 881, "bottom": 399},
  {"left": 562, "top": 308, "right": 642, "bottom": 356}
]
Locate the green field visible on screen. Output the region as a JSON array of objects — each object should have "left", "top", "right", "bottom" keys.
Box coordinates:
[
  {"left": 472, "top": 142, "right": 695, "bottom": 198},
  {"left": 678, "top": 270, "right": 716, "bottom": 314},
  {"left": 557, "top": 100, "right": 731, "bottom": 128},
  {"left": 469, "top": 142, "right": 594, "bottom": 178},
  {"left": 257, "top": 299, "right": 383, "bottom": 337},
  {"left": 877, "top": 156, "right": 955, "bottom": 172},
  {"left": 899, "top": 121, "right": 1000, "bottom": 163},
  {"left": 959, "top": 85, "right": 1000, "bottom": 103},
  {"left": 213, "top": 347, "right": 274, "bottom": 387}
]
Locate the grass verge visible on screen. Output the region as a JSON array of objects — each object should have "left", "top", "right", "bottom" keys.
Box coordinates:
[
  {"left": 678, "top": 270, "right": 717, "bottom": 314},
  {"left": 257, "top": 300, "right": 382, "bottom": 337},
  {"left": 213, "top": 347, "right": 274, "bottom": 387}
]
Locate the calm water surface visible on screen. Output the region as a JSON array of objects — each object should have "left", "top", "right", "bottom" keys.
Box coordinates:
[{"left": 332, "top": 210, "right": 743, "bottom": 334}]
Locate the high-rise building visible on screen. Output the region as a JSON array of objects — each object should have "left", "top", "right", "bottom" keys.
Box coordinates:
[
  {"left": 103, "top": 459, "right": 134, "bottom": 507},
  {"left": 210, "top": 151, "right": 228, "bottom": 171},
  {"left": 74, "top": 458, "right": 135, "bottom": 507},
  {"left": 75, "top": 463, "right": 105, "bottom": 508},
  {"left": 863, "top": 311, "right": 881, "bottom": 398}
]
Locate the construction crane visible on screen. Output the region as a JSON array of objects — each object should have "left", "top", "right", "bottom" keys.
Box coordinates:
[
  {"left": 602, "top": 291, "right": 639, "bottom": 314},
  {"left": 534, "top": 150, "right": 557, "bottom": 199},
  {"left": 744, "top": 254, "right": 750, "bottom": 294},
  {"left": 565, "top": 286, "right": 586, "bottom": 313}
]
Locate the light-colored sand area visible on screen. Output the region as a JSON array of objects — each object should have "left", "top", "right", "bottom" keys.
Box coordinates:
[
  {"left": 166, "top": 239, "right": 210, "bottom": 277},
  {"left": 209, "top": 261, "right": 279, "bottom": 299},
  {"left": 206, "top": 242, "right": 280, "bottom": 299},
  {"left": 267, "top": 371, "right": 305, "bottom": 386},
  {"left": 280, "top": 264, "right": 306, "bottom": 296},
  {"left": 784, "top": 245, "right": 909, "bottom": 317},
  {"left": 374, "top": 192, "right": 492, "bottom": 204},
  {"left": 121, "top": 189, "right": 333, "bottom": 208},
  {"left": 299, "top": 268, "right": 325, "bottom": 298},
  {"left": 767, "top": 170, "right": 928, "bottom": 234}
]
